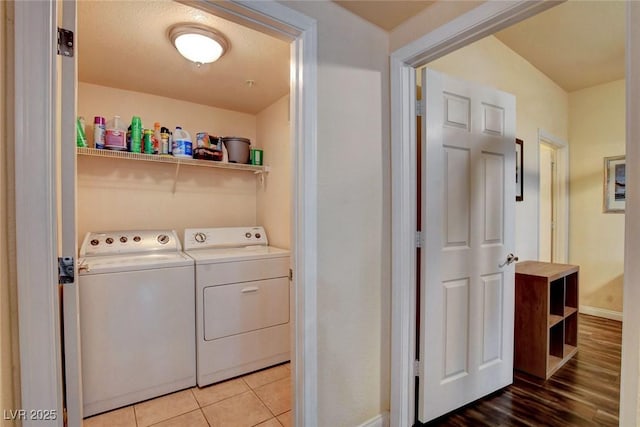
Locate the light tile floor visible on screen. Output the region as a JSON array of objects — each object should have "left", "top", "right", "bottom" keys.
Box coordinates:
[{"left": 83, "top": 363, "right": 291, "bottom": 427}]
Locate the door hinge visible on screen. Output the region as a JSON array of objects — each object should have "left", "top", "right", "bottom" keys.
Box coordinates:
[
  {"left": 413, "top": 359, "right": 422, "bottom": 377},
  {"left": 57, "top": 27, "right": 74, "bottom": 57},
  {"left": 58, "top": 257, "right": 75, "bottom": 284},
  {"left": 289, "top": 268, "right": 293, "bottom": 281},
  {"left": 415, "top": 100, "right": 423, "bottom": 116},
  {"left": 415, "top": 231, "right": 423, "bottom": 248}
]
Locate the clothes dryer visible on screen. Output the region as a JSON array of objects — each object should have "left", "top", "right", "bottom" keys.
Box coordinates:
[{"left": 183, "top": 226, "right": 290, "bottom": 387}]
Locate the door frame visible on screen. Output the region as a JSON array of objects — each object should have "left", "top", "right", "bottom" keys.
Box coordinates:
[
  {"left": 538, "top": 130, "right": 569, "bottom": 263},
  {"left": 390, "top": 1, "right": 640, "bottom": 426},
  {"left": 13, "top": 1, "right": 319, "bottom": 426}
]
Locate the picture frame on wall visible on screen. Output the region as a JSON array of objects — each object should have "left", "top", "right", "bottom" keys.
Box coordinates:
[
  {"left": 516, "top": 138, "right": 523, "bottom": 201},
  {"left": 604, "top": 155, "right": 626, "bottom": 213}
]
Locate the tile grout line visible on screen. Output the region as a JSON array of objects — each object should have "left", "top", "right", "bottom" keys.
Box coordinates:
[
  {"left": 249, "top": 388, "right": 279, "bottom": 420},
  {"left": 145, "top": 408, "right": 206, "bottom": 427}
]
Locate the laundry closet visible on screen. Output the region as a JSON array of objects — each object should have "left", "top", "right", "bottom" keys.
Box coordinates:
[
  {"left": 73, "top": 0, "right": 292, "bottom": 421},
  {"left": 76, "top": 1, "right": 291, "bottom": 248}
]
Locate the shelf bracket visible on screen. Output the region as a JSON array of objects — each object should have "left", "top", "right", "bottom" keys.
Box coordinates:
[
  {"left": 254, "top": 165, "right": 270, "bottom": 186},
  {"left": 172, "top": 161, "right": 181, "bottom": 194}
]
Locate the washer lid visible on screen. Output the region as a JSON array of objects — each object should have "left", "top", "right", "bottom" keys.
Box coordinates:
[
  {"left": 185, "top": 245, "right": 289, "bottom": 264},
  {"left": 79, "top": 252, "right": 193, "bottom": 275}
]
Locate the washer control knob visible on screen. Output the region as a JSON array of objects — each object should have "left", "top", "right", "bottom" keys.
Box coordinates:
[
  {"left": 90, "top": 239, "right": 99, "bottom": 246},
  {"left": 194, "top": 232, "right": 206, "bottom": 243},
  {"left": 133, "top": 236, "right": 141, "bottom": 242},
  {"left": 255, "top": 233, "right": 261, "bottom": 239},
  {"left": 120, "top": 236, "right": 128, "bottom": 243},
  {"left": 245, "top": 232, "right": 252, "bottom": 238},
  {"left": 105, "top": 237, "right": 114, "bottom": 244},
  {"left": 157, "top": 234, "right": 170, "bottom": 245}
]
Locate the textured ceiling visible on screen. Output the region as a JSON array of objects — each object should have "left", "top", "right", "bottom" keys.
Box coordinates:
[
  {"left": 494, "top": 0, "right": 625, "bottom": 92},
  {"left": 333, "top": 0, "right": 434, "bottom": 31},
  {"left": 336, "top": 0, "right": 624, "bottom": 93},
  {"left": 78, "top": 0, "right": 290, "bottom": 115},
  {"left": 79, "top": 0, "right": 624, "bottom": 115}
]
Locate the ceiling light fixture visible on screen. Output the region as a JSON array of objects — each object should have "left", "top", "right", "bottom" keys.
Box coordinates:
[{"left": 169, "top": 24, "right": 229, "bottom": 66}]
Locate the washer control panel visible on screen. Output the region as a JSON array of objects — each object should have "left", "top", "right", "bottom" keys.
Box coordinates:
[
  {"left": 184, "top": 226, "right": 268, "bottom": 250},
  {"left": 80, "top": 230, "right": 181, "bottom": 257}
]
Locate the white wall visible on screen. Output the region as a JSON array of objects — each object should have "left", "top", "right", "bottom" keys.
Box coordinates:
[
  {"left": 256, "top": 95, "right": 290, "bottom": 250},
  {"left": 77, "top": 83, "right": 259, "bottom": 243},
  {"left": 281, "top": 2, "right": 391, "bottom": 425},
  {"left": 427, "top": 35, "right": 569, "bottom": 261}
]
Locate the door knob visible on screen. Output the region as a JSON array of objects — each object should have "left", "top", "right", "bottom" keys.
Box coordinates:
[{"left": 499, "top": 253, "right": 519, "bottom": 268}]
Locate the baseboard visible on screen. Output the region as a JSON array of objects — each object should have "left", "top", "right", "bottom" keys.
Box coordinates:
[
  {"left": 579, "top": 305, "right": 623, "bottom": 322},
  {"left": 357, "top": 412, "right": 390, "bottom": 427}
]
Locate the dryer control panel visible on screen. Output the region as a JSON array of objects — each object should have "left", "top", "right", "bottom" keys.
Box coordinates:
[
  {"left": 80, "top": 230, "right": 182, "bottom": 257},
  {"left": 184, "top": 226, "right": 268, "bottom": 250}
]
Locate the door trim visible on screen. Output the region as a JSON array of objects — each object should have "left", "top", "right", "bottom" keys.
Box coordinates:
[
  {"left": 538, "top": 129, "right": 569, "bottom": 263},
  {"left": 621, "top": 3, "right": 640, "bottom": 426},
  {"left": 13, "top": 1, "right": 65, "bottom": 423},
  {"left": 390, "top": 2, "right": 578, "bottom": 426},
  {"left": 14, "top": 1, "right": 318, "bottom": 426}
]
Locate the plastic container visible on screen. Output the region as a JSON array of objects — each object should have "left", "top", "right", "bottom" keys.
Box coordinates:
[
  {"left": 172, "top": 127, "right": 192, "bottom": 158},
  {"left": 93, "top": 116, "right": 105, "bottom": 149},
  {"left": 160, "top": 127, "right": 170, "bottom": 155},
  {"left": 222, "top": 137, "right": 251, "bottom": 163},
  {"left": 76, "top": 117, "right": 87, "bottom": 148},
  {"left": 143, "top": 129, "right": 154, "bottom": 154},
  {"left": 104, "top": 115, "right": 127, "bottom": 151},
  {"left": 130, "top": 116, "right": 142, "bottom": 153},
  {"left": 153, "top": 122, "right": 161, "bottom": 154}
]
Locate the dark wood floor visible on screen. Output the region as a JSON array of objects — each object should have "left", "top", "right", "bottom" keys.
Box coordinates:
[{"left": 423, "top": 314, "right": 621, "bottom": 427}]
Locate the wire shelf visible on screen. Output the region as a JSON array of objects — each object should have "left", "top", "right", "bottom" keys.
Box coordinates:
[{"left": 77, "top": 147, "right": 266, "bottom": 173}]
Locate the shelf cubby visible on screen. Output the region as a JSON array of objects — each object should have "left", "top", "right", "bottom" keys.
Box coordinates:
[{"left": 514, "top": 261, "right": 580, "bottom": 379}]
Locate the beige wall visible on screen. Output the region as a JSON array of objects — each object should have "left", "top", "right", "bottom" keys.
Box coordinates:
[
  {"left": 281, "top": 2, "right": 391, "bottom": 425},
  {"left": 427, "top": 35, "right": 569, "bottom": 261},
  {"left": 256, "top": 95, "right": 290, "bottom": 250},
  {"left": 569, "top": 79, "right": 625, "bottom": 312},
  {"left": 78, "top": 82, "right": 257, "bottom": 149},
  {"left": 1, "top": 1, "right": 19, "bottom": 424},
  {"left": 77, "top": 83, "right": 259, "bottom": 243}
]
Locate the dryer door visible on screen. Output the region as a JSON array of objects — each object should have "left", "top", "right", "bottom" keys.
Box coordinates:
[{"left": 204, "top": 277, "right": 290, "bottom": 340}]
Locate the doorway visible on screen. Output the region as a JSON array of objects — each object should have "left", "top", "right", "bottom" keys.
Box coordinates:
[
  {"left": 538, "top": 131, "right": 569, "bottom": 264},
  {"left": 12, "top": 1, "right": 318, "bottom": 426},
  {"left": 539, "top": 142, "right": 557, "bottom": 262},
  {"left": 390, "top": 2, "right": 638, "bottom": 426}
]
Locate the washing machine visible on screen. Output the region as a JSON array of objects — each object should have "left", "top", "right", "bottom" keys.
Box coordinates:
[
  {"left": 183, "top": 226, "right": 290, "bottom": 387},
  {"left": 78, "top": 230, "right": 195, "bottom": 417}
]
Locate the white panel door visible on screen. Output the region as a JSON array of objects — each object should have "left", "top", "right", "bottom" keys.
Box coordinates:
[{"left": 419, "top": 68, "right": 516, "bottom": 422}]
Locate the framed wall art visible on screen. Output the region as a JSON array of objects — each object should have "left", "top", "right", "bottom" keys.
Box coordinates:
[
  {"left": 603, "top": 155, "right": 626, "bottom": 213},
  {"left": 516, "top": 138, "right": 523, "bottom": 201}
]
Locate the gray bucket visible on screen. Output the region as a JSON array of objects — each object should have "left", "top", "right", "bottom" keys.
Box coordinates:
[{"left": 222, "top": 137, "right": 251, "bottom": 163}]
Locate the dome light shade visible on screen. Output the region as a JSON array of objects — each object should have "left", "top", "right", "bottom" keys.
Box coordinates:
[{"left": 169, "top": 24, "right": 229, "bottom": 65}]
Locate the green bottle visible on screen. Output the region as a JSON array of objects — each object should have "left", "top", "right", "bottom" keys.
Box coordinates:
[
  {"left": 76, "top": 117, "right": 87, "bottom": 147},
  {"left": 130, "top": 116, "right": 142, "bottom": 153}
]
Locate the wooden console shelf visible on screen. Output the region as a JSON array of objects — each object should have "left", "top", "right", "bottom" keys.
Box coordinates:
[{"left": 514, "top": 261, "right": 579, "bottom": 379}]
